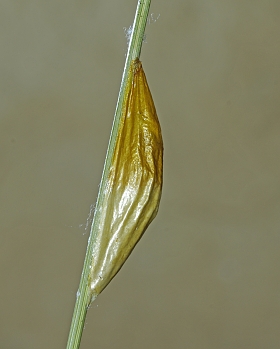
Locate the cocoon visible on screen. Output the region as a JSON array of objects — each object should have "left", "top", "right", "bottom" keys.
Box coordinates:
[{"left": 89, "top": 59, "right": 163, "bottom": 299}]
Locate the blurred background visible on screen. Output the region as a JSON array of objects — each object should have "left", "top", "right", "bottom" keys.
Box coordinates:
[{"left": 1, "top": 0, "right": 280, "bottom": 348}]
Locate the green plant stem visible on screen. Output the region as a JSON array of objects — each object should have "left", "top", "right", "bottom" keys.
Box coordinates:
[{"left": 66, "top": 1, "right": 151, "bottom": 348}]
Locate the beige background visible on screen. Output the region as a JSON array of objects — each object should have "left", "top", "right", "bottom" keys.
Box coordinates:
[{"left": 1, "top": 0, "right": 280, "bottom": 348}]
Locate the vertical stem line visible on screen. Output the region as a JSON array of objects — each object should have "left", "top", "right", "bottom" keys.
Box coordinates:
[{"left": 66, "top": 1, "right": 151, "bottom": 348}]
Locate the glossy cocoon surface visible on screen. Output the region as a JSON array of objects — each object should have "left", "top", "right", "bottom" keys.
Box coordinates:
[{"left": 89, "top": 59, "right": 163, "bottom": 299}]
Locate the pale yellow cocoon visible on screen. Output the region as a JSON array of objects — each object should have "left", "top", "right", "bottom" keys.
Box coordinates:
[{"left": 89, "top": 59, "right": 163, "bottom": 300}]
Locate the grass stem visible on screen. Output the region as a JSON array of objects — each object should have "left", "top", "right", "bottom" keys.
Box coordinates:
[{"left": 66, "top": 1, "right": 151, "bottom": 348}]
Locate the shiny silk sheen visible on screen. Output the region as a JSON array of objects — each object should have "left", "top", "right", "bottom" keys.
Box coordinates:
[{"left": 89, "top": 59, "right": 163, "bottom": 299}]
